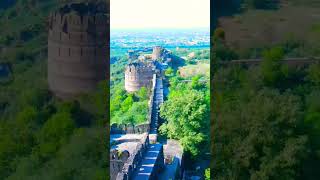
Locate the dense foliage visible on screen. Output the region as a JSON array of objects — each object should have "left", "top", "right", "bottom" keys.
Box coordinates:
[
  {"left": 0, "top": 1, "right": 108, "bottom": 179},
  {"left": 160, "top": 72, "right": 210, "bottom": 157},
  {"left": 212, "top": 43, "right": 320, "bottom": 179},
  {"left": 213, "top": 1, "right": 320, "bottom": 178},
  {"left": 110, "top": 85, "right": 149, "bottom": 125},
  {"left": 110, "top": 55, "right": 150, "bottom": 125}
]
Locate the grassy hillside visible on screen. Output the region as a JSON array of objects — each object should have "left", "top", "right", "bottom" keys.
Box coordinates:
[
  {"left": 213, "top": 1, "right": 320, "bottom": 179},
  {"left": 216, "top": 0, "right": 320, "bottom": 59}
]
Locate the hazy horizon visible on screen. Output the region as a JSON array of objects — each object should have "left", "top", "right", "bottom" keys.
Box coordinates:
[
  {"left": 110, "top": 0, "right": 210, "bottom": 30},
  {"left": 110, "top": 27, "right": 210, "bottom": 32}
]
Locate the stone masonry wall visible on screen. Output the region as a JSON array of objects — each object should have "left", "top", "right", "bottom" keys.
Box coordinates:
[
  {"left": 219, "top": 57, "right": 320, "bottom": 68},
  {"left": 48, "top": 2, "right": 108, "bottom": 99},
  {"left": 124, "top": 63, "right": 154, "bottom": 92},
  {"left": 110, "top": 74, "right": 158, "bottom": 179}
]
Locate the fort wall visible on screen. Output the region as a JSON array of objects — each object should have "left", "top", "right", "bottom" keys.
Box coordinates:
[
  {"left": 219, "top": 57, "right": 320, "bottom": 68},
  {"left": 111, "top": 74, "right": 156, "bottom": 135},
  {"left": 115, "top": 135, "right": 150, "bottom": 180},
  {"left": 110, "top": 123, "right": 150, "bottom": 134},
  {"left": 110, "top": 74, "right": 159, "bottom": 179}
]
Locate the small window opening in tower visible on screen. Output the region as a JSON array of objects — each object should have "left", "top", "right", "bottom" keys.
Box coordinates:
[{"left": 63, "top": 20, "right": 68, "bottom": 33}]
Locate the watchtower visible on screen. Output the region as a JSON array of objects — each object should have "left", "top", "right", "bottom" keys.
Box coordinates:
[
  {"left": 124, "top": 62, "right": 154, "bottom": 92},
  {"left": 152, "top": 46, "right": 163, "bottom": 60},
  {"left": 48, "top": 2, "right": 108, "bottom": 99}
]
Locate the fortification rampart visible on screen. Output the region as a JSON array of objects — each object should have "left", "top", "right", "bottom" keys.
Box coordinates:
[
  {"left": 111, "top": 74, "right": 157, "bottom": 134},
  {"left": 110, "top": 123, "right": 150, "bottom": 134},
  {"left": 110, "top": 134, "right": 149, "bottom": 180},
  {"left": 48, "top": 2, "right": 108, "bottom": 99},
  {"left": 218, "top": 57, "right": 320, "bottom": 68},
  {"left": 110, "top": 74, "right": 159, "bottom": 179},
  {"left": 115, "top": 135, "right": 150, "bottom": 180}
]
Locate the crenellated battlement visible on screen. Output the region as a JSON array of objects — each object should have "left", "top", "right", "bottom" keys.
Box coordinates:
[
  {"left": 48, "top": 5, "right": 108, "bottom": 47},
  {"left": 125, "top": 63, "right": 153, "bottom": 74},
  {"left": 49, "top": 13, "right": 108, "bottom": 29}
]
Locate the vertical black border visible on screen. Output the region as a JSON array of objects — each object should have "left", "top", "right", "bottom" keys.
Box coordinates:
[{"left": 106, "top": 0, "right": 111, "bottom": 178}]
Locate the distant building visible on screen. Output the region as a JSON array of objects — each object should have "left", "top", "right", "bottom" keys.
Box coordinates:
[{"left": 124, "top": 46, "right": 178, "bottom": 92}]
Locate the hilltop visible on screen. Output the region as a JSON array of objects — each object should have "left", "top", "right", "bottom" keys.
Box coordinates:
[{"left": 215, "top": 0, "right": 320, "bottom": 59}]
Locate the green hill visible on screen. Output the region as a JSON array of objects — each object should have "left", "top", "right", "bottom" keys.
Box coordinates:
[
  {"left": 0, "top": 1, "right": 108, "bottom": 179},
  {"left": 213, "top": 1, "right": 320, "bottom": 179},
  {"left": 215, "top": 0, "right": 320, "bottom": 59}
]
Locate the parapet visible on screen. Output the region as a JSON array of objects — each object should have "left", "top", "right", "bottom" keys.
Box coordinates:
[{"left": 48, "top": 2, "right": 109, "bottom": 46}]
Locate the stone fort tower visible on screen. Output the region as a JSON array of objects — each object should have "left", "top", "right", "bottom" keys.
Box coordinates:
[
  {"left": 125, "top": 62, "right": 154, "bottom": 92},
  {"left": 152, "top": 46, "right": 163, "bottom": 60},
  {"left": 48, "top": 2, "right": 108, "bottom": 99}
]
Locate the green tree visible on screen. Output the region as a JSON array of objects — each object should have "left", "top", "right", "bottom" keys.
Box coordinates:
[
  {"left": 308, "top": 63, "right": 320, "bottom": 86},
  {"left": 261, "top": 47, "right": 287, "bottom": 86},
  {"left": 165, "top": 67, "right": 174, "bottom": 76},
  {"left": 160, "top": 90, "right": 209, "bottom": 156},
  {"left": 137, "top": 87, "right": 148, "bottom": 101},
  {"left": 37, "top": 112, "right": 75, "bottom": 159},
  {"left": 205, "top": 168, "right": 210, "bottom": 180},
  {"left": 121, "top": 94, "right": 133, "bottom": 112},
  {"left": 191, "top": 75, "right": 206, "bottom": 90},
  {"left": 129, "top": 101, "right": 148, "bottom": 124},
  {"left": 213, "top": 88, "right": 308, "bottom": 180},
  {"left": 0, "top": 106, "right": 39, "bottom": 178}
]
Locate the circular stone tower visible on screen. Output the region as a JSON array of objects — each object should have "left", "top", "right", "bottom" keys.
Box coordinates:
[
  {"left": 152, "top": 46, "right": 163, "bottom": 60},
  {"left": 125, "top": 62, "right": 154, "bottom": 92},
  {"left": 48, "top": 2, "right": 108, "bottom": 99}
]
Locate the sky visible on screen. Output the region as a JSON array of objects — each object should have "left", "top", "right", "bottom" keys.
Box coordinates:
[{"left": 110, "top": 0, "right": 210, "bottom": 30}]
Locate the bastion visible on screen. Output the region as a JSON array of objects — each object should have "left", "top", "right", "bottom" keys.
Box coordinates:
[
  {"left": 152, "top": 46, "right": 163, "bottom": 60},
  {"left": 124, "top": 62, "right": 154, "bottom": 92},
  {"left": 48, "top": 2, "right": 108, "bottom": 99}
]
